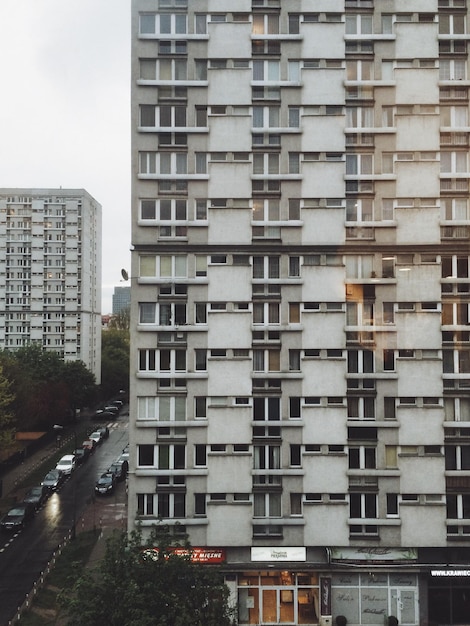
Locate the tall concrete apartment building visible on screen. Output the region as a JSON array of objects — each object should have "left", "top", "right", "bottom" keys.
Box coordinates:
[
  {"left": 129, "top": 2, "right": 470, "bottom": 624},
  {"left": 0, "top": 188, "right": 102, "bottom": 382}
]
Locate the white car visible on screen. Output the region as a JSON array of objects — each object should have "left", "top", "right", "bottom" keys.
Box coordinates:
[
  {"left": 55, "top": 454, "right": 76, "bottom": 475},
  {"left": 88, "top": 431, "right": 103, "bottom": 445}
]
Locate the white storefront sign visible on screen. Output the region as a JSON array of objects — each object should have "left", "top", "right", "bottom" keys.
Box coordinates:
[{"left": 251, "top": 547, "right": 307, "bottom": 562}]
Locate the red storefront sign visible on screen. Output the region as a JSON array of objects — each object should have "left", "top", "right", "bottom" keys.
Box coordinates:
[{"left": 143, "top": 547, "right": 226, "bottom": 564}]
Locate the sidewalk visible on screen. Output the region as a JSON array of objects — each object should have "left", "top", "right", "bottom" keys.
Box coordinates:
[{"left": 0, "top": 438, "right": 61, "bottom": 500}]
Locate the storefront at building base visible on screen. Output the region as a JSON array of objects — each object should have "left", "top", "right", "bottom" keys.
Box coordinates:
[{"left": 217, "top": 546, "right": 470, "bottom": 626}]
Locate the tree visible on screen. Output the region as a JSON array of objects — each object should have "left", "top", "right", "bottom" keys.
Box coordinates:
[
  {"left": 0, "top": 363, "right": 15, "bottom": 450},
  {"left": 101, "top": 329, "right": 129, "bottom": 398},
  {"left": 0, "top": 345, "right": 97, "bottom": 430},
  {"left": 59, "top": 526, "right": 235, "bottom": 626},
  {"left": 108, "top": 307, "right": 130, "bottom": 331}
]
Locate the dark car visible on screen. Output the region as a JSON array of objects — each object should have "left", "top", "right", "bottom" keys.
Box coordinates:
[
  {"left": 74, "top": 447, "right": 90, "bottom": 464},
  {"left": 41, "top": 469, "right": 65, "bottom": 491},
  {"left": 94, "top": 473, "right": 116, "bottom": 496},
  {"left": 23, "top": 485, "right": 48, "bottom": 509},
  {"left": 107, "top": 462, "right": 126, "bottom": 482},
  {"left": 96, "top": 425, "right": 110, "bottom": 440},
  {"left": 110, "top": 400, "right": 123, "bottom": 408},
  {"left": 93, "top": 409, "right": 117, "bottom": 420},
  {"left": 104, "top": 405, "right": 119, "bottom": 415},
  {"left": 0, "top": 503, "right": 35, "bottom": 531}
]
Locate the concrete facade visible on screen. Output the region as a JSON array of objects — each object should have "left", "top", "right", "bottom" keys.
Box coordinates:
[
  {"left": 129, "top": 2, "right": 470, "bottom": 624},
  {"left": 0, "top": 188, "right": 102, "bottom": 382}
]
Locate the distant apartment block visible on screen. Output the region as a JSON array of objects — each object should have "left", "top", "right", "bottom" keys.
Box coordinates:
[{"left": 0, "top": 188, "right": 102, "bottom": 382}]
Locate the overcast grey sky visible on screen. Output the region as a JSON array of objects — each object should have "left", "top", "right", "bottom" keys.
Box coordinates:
[{"left": 0, "top": 0, "right": 131, "bottom": 313}]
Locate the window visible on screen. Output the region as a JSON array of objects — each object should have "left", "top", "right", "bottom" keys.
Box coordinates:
[
  {"left": 345, "top": 255, "right": 374, "bottom": 279},
  {"left": 194, "top": 444, "right": 207, "bottom": 467},
  {"left": 440, "top": 59, "right": 467, "bottom": 81},
  {"left": 447, "top": 494, "right": 470, "bottom": 520},
  {"left": 159, "top": 349, "right": 186, "bottom": 372},
  {"left": 254, "top": 445, "right": 281, "bottom": 469},
  {"left": 349, "top": 493, "right": 377, "bottom": 519},
  {"left": 253, "top": 153, "right": 280, "bottom": 175},
  {"left": 157, "top": 444, "right": 185, "bottom": 470},
  {"left": 253, "top": 13, "right": 279, "bottom": 34},
  {"left": 254, "top": 493, "right": 282, "bottom": 518},
  {"left": 252, "top": 199, "right": 280, "bottom": 221},
  {"left": 156, "top": 58, "right": 187, "bottom": 81},
  {"left": 289, "top": 349, "right": 301, "bottom": 371},
  {"left": 139, "top": 349, "right": 156, "bottom": 371},
  {"left": 345, "top": 14, "right": 373, "bottom": 34},
  {"left": 138, "top": 396, "right": 185, "bottom": 421},
  {"left": 441, "top": 106, "right": 468, "bottom": 127},
  {"left": 349, "top": 446, "right": 376, "bottom": 469},
  {"left": 253, "top": 302, "right": 280, "bottom": 325},
  {"left": 346, "top": 60, "right": 374, "bottom": 81},
  {"left": 253, "top": 256, "right": 280, "bottom": 279},
  {"left": 253, "top": 349, "right": 280, "bottom": 372},
  {"left": 138, "top": 445, "right": 155, "bottom": 466},
  {"left": 348, "top": 350, "right": 374, "bottom": 373},
  {"left": 158, "top": 303, "right": 187, "bottom": 325},
  {"left": 156, "top": 493, "right": 185, "bottom": 518},
  {"left": 441, "top": 198, "right": 469, "bottom": 221},
  {"left": 252, "top": 60, "right": 280, "bottom": 82},
  {"left": 195, "top": 397, "right": 207, "bottom": 419},
  {"left": 139, "top": 152, "right": 187, "bottom": 175},
  {"left": 346, "top": 106, "right": 374, "bottom": 128},
  {"left": 195, "top": 349, "right": 207, "bottom": 371},
  {"left": 290, "top": 444, "right": 301, "bottom": 466},
  {"left": 346, "top": 153, "right": 373, "bottom": 175},
  {"left": 137, "top": 493, "right": 154, "bottom": 516},
  {"left": 347, "top": 397, "right": 375, "bottom": 420},
  {"left": 139, "top": 302, "right": 156, "bottom": 324},
  {"left": 439, "top": 13, "right": 466, "bottom": 34},
  {"left": 252, "top": 106, "right": 280, "bottom": 129}
]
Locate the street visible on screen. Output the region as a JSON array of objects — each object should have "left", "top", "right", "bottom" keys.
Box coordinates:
[{"left": 0, "top": 420, "right": 128, "bottom": 626}]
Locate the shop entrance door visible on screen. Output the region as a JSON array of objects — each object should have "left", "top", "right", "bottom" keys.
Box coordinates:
[
  {"left": 390, "top": 587, "right": 418, "bottom": 625},
  {"left": 262, "top": 588, "right": 296, "bottom": 623}
]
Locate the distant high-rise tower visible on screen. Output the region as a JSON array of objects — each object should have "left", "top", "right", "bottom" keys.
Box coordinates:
[
  {"left": 129, "top": 2, "right": 470, "bottom": 625},
  {"left": 112, "top": 286, "right": 131, "bottom": 315},
  {"left": 0, "top": 188, "right": 102, "bottom": 381}
]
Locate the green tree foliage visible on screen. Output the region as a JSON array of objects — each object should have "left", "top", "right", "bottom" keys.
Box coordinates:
[
  {"left": 60, "top": 526, "right": 235, "bottom": 626},
  {"left": 101, "top": 329, "right": 129, "bottom": 399},
  {"left": 0, "top": 363, "right": 15, "bottom": 449},
  {"left": 0, "top": 345, "right": 96, "bottom": 431},
  {"left": 108, "top": 307, "right": 130, "bottom": 331}
]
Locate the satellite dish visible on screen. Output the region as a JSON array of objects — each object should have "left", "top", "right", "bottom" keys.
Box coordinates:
[{"left": 121, "top": 268, "right": 129, "bottom": 281}]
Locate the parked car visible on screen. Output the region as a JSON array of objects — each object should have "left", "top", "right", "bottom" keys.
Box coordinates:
[
  {"left": 104, "top": 405, "right": 119, "bottom": 415},
  {"left": 88, "top": 431, "right": 103, "bottom": 446},
  {"left": 107, "top": 461, "right": 126, "bottom": 482},
  {"left": 92, "top": 409, "right": 116, "bottom": 420},
  {"left": 41, "top": 469, "right": 65, "bottom": 491},
  {"left": 94, "top": 473, "right": 116, "bottom": 495},
  {"left": 82, "top": 439, "right": 97, "bottom": 453},
  {"left": 23, "top": 485, "right": 48, "bottom": 509},
  {"left": 56, "top": 454, "right": 76, "bottom": 475},
  {"left": 73, "top": 447, "right": 90, "bottom": 464},
  {"left": 0, "top": 503, "right": 35, "bottom": 531},
  {"left": 115, "top": 455, "right": 129, "bottom": 475},
  {"left": 96, "top": 425, "right": 110, "bottom": 440},
  {"left": 110, "top": 400, "right": 123, "bottom": 408}
]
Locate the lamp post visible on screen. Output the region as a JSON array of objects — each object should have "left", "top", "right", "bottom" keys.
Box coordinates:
[{"left": 71, "top": 429, "right": 77, "bottom": 540}]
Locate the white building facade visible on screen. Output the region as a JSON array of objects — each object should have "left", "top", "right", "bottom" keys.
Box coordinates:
[
  {"left": 0, "top": 188, "right": 102, "bottom": 381},
  {"left": 129, "top": 2, "right": 470, "bottom": 624}
]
